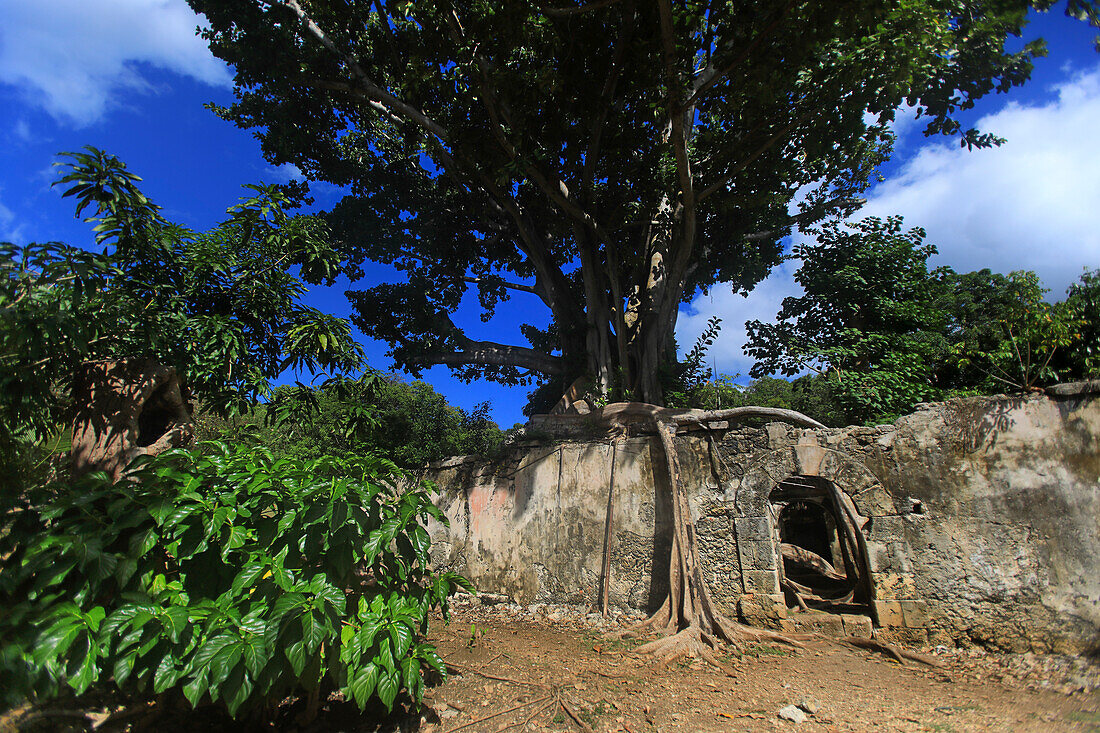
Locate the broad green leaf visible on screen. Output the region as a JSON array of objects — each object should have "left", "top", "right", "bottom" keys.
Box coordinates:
[
  {"left": 348, "top": 662, "right": 379, "bottom": 710},
  {"left": 389, "top": 621, "right": 412, "bottom": 659},
  {"left": 376, "top": 669, "right": 399, "bottom": 711},
  {"left": 285, "top": 639, "right": 307, "bottom": 677}
]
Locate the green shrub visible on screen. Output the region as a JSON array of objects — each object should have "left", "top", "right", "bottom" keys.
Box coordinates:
[{"left": 0, "top": 442, "right": 471, "bottom": 718}]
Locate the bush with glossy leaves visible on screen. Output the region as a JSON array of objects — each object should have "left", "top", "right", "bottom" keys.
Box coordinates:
[{"left": 0, "top": 442, "right": 471, "bottom": 718}]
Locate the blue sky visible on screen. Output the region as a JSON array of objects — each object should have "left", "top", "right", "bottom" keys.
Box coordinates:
[{"left": 2, "top": 2, "right": 1098, "bottom": 428}]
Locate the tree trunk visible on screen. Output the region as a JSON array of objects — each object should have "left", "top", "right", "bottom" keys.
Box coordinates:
[
  {"left": 70, "top": 359, "right": 194, "bottom": 481},
  {"left": 625, "top": 408, "right": 824, "bottom": 662}
]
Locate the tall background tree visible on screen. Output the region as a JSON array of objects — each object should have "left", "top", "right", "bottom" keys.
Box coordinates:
[
  {"left": 744, "top": 216, "right": 1100, "bottom": 425},
  {"left": 188, "top": 0, "right": 1096, "bottom": 407}
]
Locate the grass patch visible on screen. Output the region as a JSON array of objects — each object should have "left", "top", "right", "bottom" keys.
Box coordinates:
[{"left": 1066, "top": 710, "right": 1100, "bottom": 729}]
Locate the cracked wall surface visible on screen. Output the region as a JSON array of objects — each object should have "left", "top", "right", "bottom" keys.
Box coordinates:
[{"left": 420, "top": 385, "right": 1100, "bottom": 653}]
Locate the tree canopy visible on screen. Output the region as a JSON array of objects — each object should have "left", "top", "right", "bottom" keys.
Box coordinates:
[
  {"left": 199, "top": 374, "right": 506, "bottom": 468},
  {"left": 188, "top": 0, "right": 1096, "bottom": 407},
  {"left": 744, "top": 216, "right": 1100, "bottom": 423}
]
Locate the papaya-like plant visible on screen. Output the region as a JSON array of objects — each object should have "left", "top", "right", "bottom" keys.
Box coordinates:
[{"left": 0, "top": 442, "right": 471, "bottom": 719}]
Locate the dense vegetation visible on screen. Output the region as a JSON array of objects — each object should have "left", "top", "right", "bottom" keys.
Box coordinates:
[
  {"left": 0, "top": 149, "right": 363, "bottom": 494},
  {"left": 199, "top": 374, "right": 507, "bottom": 468},
  {"left": 0, "top": 152, "right": 472, "bottom": 722},
  {"left": 0, "top": 445, "right": 468, "bottom": 718},
  {"left": 187, "top": 0, "right": 1093, "bottom": 405},
  {"left": 673, "top": 217, "right": 1100, "bottom": 426}
]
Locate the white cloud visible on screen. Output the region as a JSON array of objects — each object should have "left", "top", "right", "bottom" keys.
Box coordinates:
[
  {"left": 266, "top": 163, "right": 305, "bottom": 183},
  {"left": 862, "top": 66, "right": 1100, "bottom": 295},
  {"left": 0, "top": 0, "right": 232, "bottom": 126},
  {"left": 13, "top": 119, "right": 33, "bottom": 142},
  {"left": 680, "top": 65, "right": 1100, "bottom": 379},
  {"left": 0, "top": 195, "right": 25, "bottom": 243},
  {"left": 677, "top": 265, "right": 802, "bottom": 379}
]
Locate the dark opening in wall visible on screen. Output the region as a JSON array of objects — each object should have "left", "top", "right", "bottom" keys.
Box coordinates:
[
  {"left": 770, "top": 475, "right": 872, "bottom": 616},
  {"left": 136, "top": 382, "right": 176, "bottom": 448},
  {"left": 778, "top": 501, "right": 832, "bottom": 561}
]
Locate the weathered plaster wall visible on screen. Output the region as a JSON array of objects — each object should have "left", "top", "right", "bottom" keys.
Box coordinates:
[{"left": 422, "top": 387, "right": 1100, "bottom": 654}]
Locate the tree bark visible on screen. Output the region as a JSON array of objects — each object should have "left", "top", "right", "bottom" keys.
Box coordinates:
[{"left": 69, "top": 359, "right": 193, "bottom": 481}]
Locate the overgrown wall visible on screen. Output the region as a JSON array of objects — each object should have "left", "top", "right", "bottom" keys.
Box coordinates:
[{"left": 422, "top": 386, "right": 1100, "bottom": 654}]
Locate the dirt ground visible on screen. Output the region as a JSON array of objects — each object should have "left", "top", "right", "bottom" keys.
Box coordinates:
[
  {"left": 5, "top": 600, "right": 1099, "bottom": 732},
  {"left": 419, "top": 601, "right": 1100, "bottom": 733}
]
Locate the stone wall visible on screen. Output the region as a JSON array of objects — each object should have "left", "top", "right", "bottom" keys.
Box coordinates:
[{"left": 421, "top": 386, "right": 1100, "bottom": 654}]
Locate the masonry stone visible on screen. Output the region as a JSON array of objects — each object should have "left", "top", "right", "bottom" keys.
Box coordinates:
[{"left": 418, "top": 385, "right": 1100, "bottom": 653}]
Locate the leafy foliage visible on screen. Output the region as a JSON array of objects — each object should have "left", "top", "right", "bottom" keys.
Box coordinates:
[
  {"left": 0, "top": 149, "right": 364, "bottom": 488},
  {"left": 1061, "top": 268, "right": 1100, "bottom": 378},
  {"left": 745, "top": 217, "right": 950, "bottom": 422},
  {"left": 0, "top": 442, "right": 470, "bottom": 717},
  {"left": 198, "top": 374, "right": 505, "bottom": 468},
  {"left": 186, "top": 0, "right": 1085, "bottom": 405},
  {"left": 951, "top": 271, "right": 1091, "bottom": 391},
  {"left": 745, "top": 220, "right": 1099, "bottom": 424}
]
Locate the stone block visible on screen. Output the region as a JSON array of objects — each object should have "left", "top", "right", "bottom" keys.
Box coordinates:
[
  {"left": 888, "top": 542, "right": 913, "bottom": 573},
  {"left": 866, "top": 541, "right": 890, "bottom": 572},
  {"left": 858, "top": 486, "right": 899, "bottom": 516},
  {"left": 737, "top": 594, "right": 787, "bottom": 621},
  {"left": 791, "top": 611, "right": 845, "bottom": 636},
  {"left": 899, "top": 600, "right": 932, "bottom": 628},
  {"left": 877, "top": 626, "right": 930, "bottom": 647},
  {"left": 873, "top": 572, "right": 916, "bottom": 599},
  {"left": 842, "top": 614, "right": 873, "bottom": 638},
  {"left": 765, "top": 423, "right": 790, "bottom": 448},
  {"left": 733, "top": 515, "right": 771, "bottom": 541},
  {"left": 867, "top": 515, "right": 906, "bottom": 542},
  {"left": 742, "top": 569, "right": 780, "bottom": 594},
  {"left": 794, "top": 442, "right": 826, "bottom": 476},
  {"left": 737, "top": 539, "right": 777, "bottom": 571},
  {"left": 737, "top": 595, "right": 786, "bottom": 630},
  {"left": 873, "top": 600, "right": 904, "bottom": 627}
]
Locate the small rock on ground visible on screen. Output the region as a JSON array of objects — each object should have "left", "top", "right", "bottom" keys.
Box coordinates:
[{"left": 778, "top": 704, "right": 808, "bottom": 723}]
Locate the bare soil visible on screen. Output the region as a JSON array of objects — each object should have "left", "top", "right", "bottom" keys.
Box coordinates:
[
  {"left": 5, "top": 601, "right": 1099, "bottom": 732},
  {"left": 422, "top": 601, "right": 1100, "bottom": 733}
]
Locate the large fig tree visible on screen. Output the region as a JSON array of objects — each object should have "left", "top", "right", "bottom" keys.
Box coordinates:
[{"left": 189, "top": 0, "right": 1095, "bottom": 406}]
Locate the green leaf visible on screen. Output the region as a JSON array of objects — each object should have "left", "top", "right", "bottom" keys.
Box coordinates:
[
  {"left": 285, "top": 639, "right": 307, "bottom": 677},
  {"left": 420, "top": 648, "right": 446, "bottom": 676},
  {"left": 208, "top": 639, "right": 244, "bottom": 686},
  {"left": 153, "top": 654, "right": 178, "bottom": 693},
  {"left": 230, "top": 563, "right": 265, "bottom": 597},
  {"left": 401, "top": 655, "right": 419, "bottom": 699},
  {"left": 161, "top": 606, "right": 189, "bottom": 643},
  {"left": 348, "top": 661, "right": 380, "bottom": 710},
  {"left": 302, "top": 612, "right": 326, "bottom": 654},
  {"left": 69, "top": 645, "right": 98, "bottom": 695},
  {"left": 389, "top": 621, "right": 412, "bottom": 659},
  {"left": 222, "top": 665, "right": 254, "bottom": 717},
  {"left": 376, "top": 669, "right": 399, "bottom": 711},
  {"left": 182, "top": 672, "right": 208, "bottom": 708}
]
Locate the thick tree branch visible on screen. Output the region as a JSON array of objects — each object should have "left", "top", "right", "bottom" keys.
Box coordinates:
[
  {"left": 409, "top": 341, "right": 566, "bottom": 376},
  {"left": 538, "top": 0, "right": 623, "bottom": 18},
  {"left": 657, "top": 0, "right": 698, "bottom": 308},
  {"left": 681, "top": 0, "right": 798, "bottom": 112},
  {"left": 583, "top": 14, "right": 632, "bottom": 191},
  {"left": 697, "top": 113, "right": 807, "bottom": 202},
  {"left": 671, "top": 405, "right": 825, "bottom": 430},
  {"left": 396, "top": 249, "right": 541, "bottom": 295},
  {"left": 276, "top": 0, "right": 450, "bottom": 140}
]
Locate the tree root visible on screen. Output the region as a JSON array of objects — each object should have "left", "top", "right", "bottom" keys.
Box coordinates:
[{"left": 845, "top": 637, "right": 944, "bottom": 667}]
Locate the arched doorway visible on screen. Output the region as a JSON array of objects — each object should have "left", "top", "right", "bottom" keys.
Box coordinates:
[{"left": 770, "top": 475, "right": 874, "bottom": 616}]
